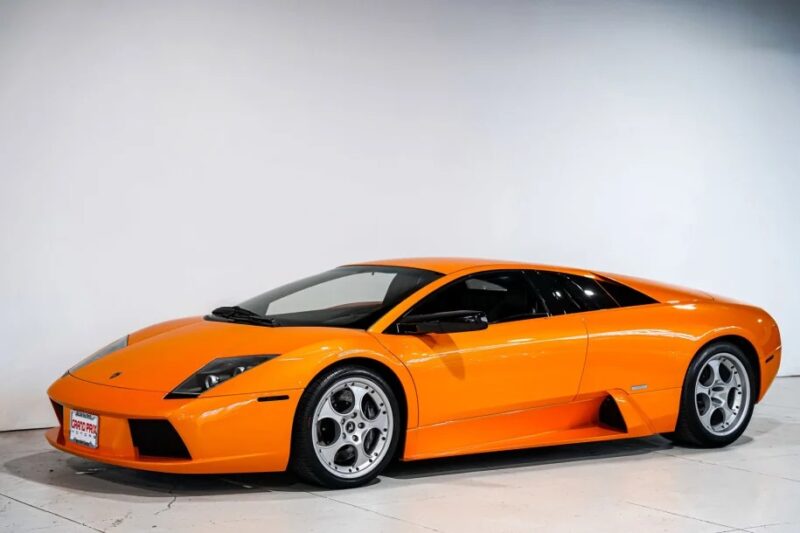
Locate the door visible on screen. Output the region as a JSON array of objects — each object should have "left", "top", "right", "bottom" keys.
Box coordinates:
[
  {"left": 527, "top": 269, "right": 684, "bottom": 432},
  {"left": 374, "top": 270, "right": 587, "bottom": 427}
]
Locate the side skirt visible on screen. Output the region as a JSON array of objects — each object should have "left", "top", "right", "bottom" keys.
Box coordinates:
[{"left": 402, "top": 388, "right": 679, "bottom": 461}]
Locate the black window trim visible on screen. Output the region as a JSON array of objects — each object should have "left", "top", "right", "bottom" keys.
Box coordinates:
[
  {"left": 386, "top": 269, "right": 550, "bottom": 333},
  {"left": 385, "top": 268, "right": 662, "bottom": 334},
  {"left": 525, "top": 269, "right": 660, "bottom": 315},
  {"left": 525, "top": 270, "right": 589, "bottom": 314},
  {"left": 561, "top": 272, "right": 620, "bottom": 312},
  {"left": 592, "top": 277, "right": 622, "bottom": 306},
  {"left": 594, "top": 275, "right": 660, "bottom": 308}
]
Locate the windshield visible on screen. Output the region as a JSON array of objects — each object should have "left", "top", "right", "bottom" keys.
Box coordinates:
[{"left": 227, "top": 265, "right": 442, "bottom": 329}]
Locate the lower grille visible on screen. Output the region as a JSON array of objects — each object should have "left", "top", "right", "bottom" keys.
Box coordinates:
[
  {"left": 50, "top": 401, "right": 65, "bottom": 444},
  {"left": 129, "top": 419, "right": 191, "bottom": 459}
]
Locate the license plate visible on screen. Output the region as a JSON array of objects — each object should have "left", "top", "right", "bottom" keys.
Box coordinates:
[{"left": 69, "top": 410, "right": 99, "bottom": 448}]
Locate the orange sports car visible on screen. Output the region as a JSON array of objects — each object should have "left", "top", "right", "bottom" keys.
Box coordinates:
[{"left": 46, "top": 258, "right": 782, "bottom": 488}]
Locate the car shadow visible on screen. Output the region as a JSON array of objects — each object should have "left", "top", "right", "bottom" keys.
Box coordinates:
[
  {"left": 0, "top": 434, "right": 716, "bottom": 498},
  {"left": 384, "top": 435, "right": 678, "bottom": 479},
  {"left": 2, "top": 450, "right": 311, "bottom": 496}
]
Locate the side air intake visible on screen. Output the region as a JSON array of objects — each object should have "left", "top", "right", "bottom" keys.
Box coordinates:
[{"left": 598, "top": 396, "right": 627, "bottom": 432}]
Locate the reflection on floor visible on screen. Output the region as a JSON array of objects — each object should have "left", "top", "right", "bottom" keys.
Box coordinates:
[{"left": 2, "top": 377, "right": 799, "bottom": 532}]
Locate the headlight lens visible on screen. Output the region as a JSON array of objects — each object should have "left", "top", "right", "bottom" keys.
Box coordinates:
[
  {"left": 69, "top": 336, "right": 128, "bottom": 373},
  {"left": 166, "top": 355, "right": 276, "bottom": 399}
]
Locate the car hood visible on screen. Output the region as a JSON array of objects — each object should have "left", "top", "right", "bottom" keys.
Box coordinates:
[{"left": 70, "top": 316, "right": 371, "bottom": 393}]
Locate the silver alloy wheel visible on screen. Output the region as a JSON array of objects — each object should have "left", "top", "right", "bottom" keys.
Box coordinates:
[
  {"left": 694, "top": 353, "right": 750, "bottom": 436},
  {"left": 312, "top": 376, "right": 394, "bottom": 479}
]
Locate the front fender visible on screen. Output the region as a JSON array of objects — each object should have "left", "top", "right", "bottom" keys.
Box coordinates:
[{"left": 202, "top": 333, "right": 420, "bottom": 428}]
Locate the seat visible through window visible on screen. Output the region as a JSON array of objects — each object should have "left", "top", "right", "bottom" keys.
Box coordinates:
[{"left": 409, "top": 271, "right": 545, "bottom": 324}]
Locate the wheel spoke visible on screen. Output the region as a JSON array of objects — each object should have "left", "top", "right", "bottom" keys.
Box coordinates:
[
  {"left": 720, "top": 403, "right": 735, "bottom": 425},
  {"left": 349, "top": 383, "right": 370, "bottom": 416},
  {"left": 699, "top": 405, "right": 715, "bottom": 430},
  {"left": 706, "top": 359, "right": 722, "bottom": 383},
  {"left": 724, "top": 382, "right": 738, "bottom": 399},
  {"left": 695, "top": 381, "right": 711, "bottom": 396},
  {"left": 317, "top": 436, "right": 345, "bottom": 465},
  {"left": 317, "top": 397, "right": 339, "bottom": 421},
  {"left": 350, "top": 443, "right": 364, "bottom": 470},
  {"left": 364, "top": 410, "right": 389, "bottom": 431}
]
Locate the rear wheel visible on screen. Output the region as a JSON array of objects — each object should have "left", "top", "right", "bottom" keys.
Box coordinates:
[
  {"left": 665, "top": 341, "right": 755, "bottom": 447},
  {"left": 291, "top": 365, "right": 400, "bottom": 488}
]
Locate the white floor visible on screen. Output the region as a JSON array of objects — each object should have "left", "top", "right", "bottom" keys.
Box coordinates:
[{"left": 1, "top": 378, "right": 799, "bottom": 533}]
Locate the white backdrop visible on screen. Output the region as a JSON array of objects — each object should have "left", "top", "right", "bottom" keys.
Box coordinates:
[{"left": 1, "top": 1, "right": 798, "bottom": 431}]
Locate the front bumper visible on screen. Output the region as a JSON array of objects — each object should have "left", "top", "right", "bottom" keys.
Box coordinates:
[
  {"left": 46, "top": 374, "right": 300, "bottom": 474},
  {"left": 759, "top": 345, "right": 782, "bottom": 402}
]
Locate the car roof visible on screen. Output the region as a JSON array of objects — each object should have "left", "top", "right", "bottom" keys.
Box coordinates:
[{"left": 349, "top": 257, "right": 596, "bottom": 277}]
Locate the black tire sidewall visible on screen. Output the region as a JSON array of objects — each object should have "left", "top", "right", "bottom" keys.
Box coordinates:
[
  {"left": 292, "top": 365, "right": 401, "bottom": 489},
  {"left": 680, "top": 341, "right": 756, "bottom": 446}
]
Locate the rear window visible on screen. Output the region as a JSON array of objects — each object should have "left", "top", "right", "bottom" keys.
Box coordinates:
[
  {"left": 527, "top": 271, "right": 583, "bottom": 315},
  {"left": 561, "top": 274, "right": 619, "bottom": 311},
  {"left": 526, "top": 271, "right": 620, "bottom": 314},
  {"left": 598, "top": 278, "right": 658, "bottom": 307},
  {"left": 526, "top": 271, "right": 635, "bottom": 314}
]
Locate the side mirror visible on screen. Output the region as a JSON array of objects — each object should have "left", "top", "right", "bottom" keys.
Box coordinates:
[{"left": 395, "top": 310, "right": 489, "bottom": 335}]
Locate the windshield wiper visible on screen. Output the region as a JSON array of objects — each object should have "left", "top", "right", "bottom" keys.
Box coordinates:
[{"left": 211, "top": 306, "right": 280, "bottom": 326}]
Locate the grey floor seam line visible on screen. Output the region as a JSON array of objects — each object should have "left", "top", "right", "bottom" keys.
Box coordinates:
[
  {"left": 308, "top": 491, "right": 443, "bottom": 532},
  {"left": 655, "top": 450, "right": 800, "bottom": 484},
  {"left": 760, "top": 403, "right": 800, "bottom": 409},
  {"left": 626, "top": 501, "right": 747, "bottom": 531},
  {"left": 742, "top": 522, "right": 793, "bottom": 530},
  {"left": 0, "top": 491, "right": 104, "bottom": 532},
  {"left": 727, "top": 452, "right": 800, "bottom": 462}
]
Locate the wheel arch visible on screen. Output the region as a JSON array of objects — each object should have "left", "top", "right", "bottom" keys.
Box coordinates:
[
  {"left": 693, "top": 334, "right": 761, "bottom": 401},
  {"left": 298, "top": 356, "right": 415, "bottom": 461}
]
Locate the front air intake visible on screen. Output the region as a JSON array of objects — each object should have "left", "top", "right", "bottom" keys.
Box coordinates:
[
  {"left": 50, "top": 401, "right": 65, "bottom": 445},
  {"left": 128, "top": 419, "right": 191, "bottom": 459}
]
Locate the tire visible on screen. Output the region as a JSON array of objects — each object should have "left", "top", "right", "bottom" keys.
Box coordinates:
[
  {"left": 664, "top": 341, "right": 756, "bottom": 447},
  {"left": 290, "top": 364, "right": 401, "bottom": 489}
]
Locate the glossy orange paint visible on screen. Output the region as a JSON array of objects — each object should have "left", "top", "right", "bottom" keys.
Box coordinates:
[{"left": 46, "top": 258, "right": 782, "bottom": 473}]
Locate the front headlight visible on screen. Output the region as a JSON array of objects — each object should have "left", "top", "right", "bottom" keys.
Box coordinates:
[
  {"left": 69, "top": 336, "right": 129, "bottom": 374},
  {"left": 165, "top": 355, "right": 276, "bottom": 399}
]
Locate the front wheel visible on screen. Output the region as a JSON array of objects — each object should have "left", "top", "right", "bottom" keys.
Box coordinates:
[
  {"left": 291, "top": 365, "right": 400, "bottom": 488},
  {"left": 665, "top": 341, "right": 756, "bottom": 447}
]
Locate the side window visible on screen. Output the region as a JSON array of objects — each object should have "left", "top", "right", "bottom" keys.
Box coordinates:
[
  {"left": 598, "top": 278, "right": 658, "bottom": 307},
  {"left": 527, "top": 271, "right": 583, "bottom": 315},
  {"left": 527, "top": 271, "right": 618, "bottom": 314},
  {"left": 408, "top": 271, "right": 547, "bottom": 324}
]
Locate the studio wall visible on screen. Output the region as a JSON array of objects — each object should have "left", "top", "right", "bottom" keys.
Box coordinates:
[{"left": 1, "top": 0, "right": 798, "bottom": 430}]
